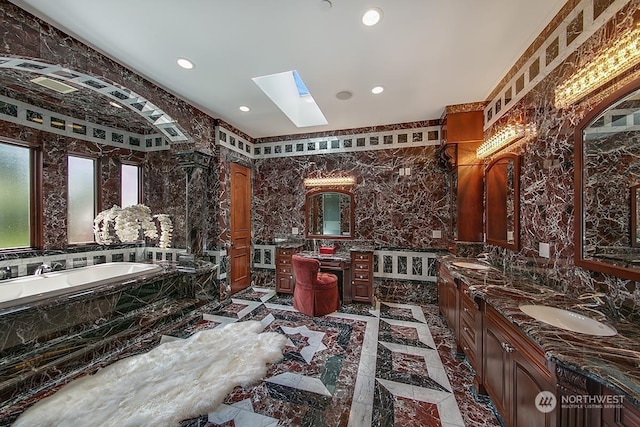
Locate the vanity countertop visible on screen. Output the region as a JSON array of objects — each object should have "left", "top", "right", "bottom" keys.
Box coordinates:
[
  {"left": 275, "top": 242, "right": 305, "bottom": 249},
  {"left": 438, "top": 255, "right": 640, "bottom": 406},
  {"left": 297, "top": 250, "right": 351, "bottom": 261}
]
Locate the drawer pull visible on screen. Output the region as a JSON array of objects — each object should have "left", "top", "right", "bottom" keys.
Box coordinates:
[
  {"left": 501, "top": 342, "right": 515, "bottom": 353},
  {"left": 463, "top": 346, "right": 469, "bottom": 352},
  {"left": 463, "top": 307, "right": 469, "bottom": 314},
  {"left": 463, "top": 326, "right": 470, "bottom": 333}
]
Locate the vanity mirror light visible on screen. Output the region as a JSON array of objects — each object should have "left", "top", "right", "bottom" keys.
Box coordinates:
[
  {"left": 305, "top": 188, "right": 354, "bottom": 239},
  {"left": 575, "top": 78, "right": 640, "bottom": 281},
  {"left": 485, "top": 153, "right": 520, "bottom": 250}
]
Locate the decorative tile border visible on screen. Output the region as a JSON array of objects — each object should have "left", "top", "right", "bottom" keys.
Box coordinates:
[
  {"left": 252, "top": 245, "right": 438, "bottom": 283},
  {"left": 484, "top": 0, "right": 629, "bottom": 130},
  {"left": 0, "top": 246, "right": 226, "bottom": 280},
  {"left": 218, "top": 125, "right": 441, "bottom": 160},
  {"left": 0, "top": 94, "right": 169, "bottom": 152},
  {"left": 0, "top": 57, "right": 188, "bottom": 143}
]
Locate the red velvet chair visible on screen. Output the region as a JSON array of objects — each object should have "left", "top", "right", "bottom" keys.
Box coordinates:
[{"left": 291, "top": 255, "right": 340, "bottom": 316}]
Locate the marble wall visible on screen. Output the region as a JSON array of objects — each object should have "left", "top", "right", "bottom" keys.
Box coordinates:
[
  {"left": 484, "top": 1, "right": 640, "bottom": 317},
  {"left": 253, "top": 144, "right": 450, "bottom": 251},
  {"left": 0, "top": 1, "right": 219, "bottom": 253}
]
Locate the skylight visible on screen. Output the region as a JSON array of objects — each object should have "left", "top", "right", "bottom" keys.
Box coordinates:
[{"left": 252, "top": 70, "right": 327, "bottom": 128}]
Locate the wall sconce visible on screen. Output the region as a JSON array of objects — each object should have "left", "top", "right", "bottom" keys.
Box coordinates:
[
  {"left": 554, "top": 24, "right": 640, "bottom": 109},
  {"left": 476, "top": 123, "right": 536, "bottom": 158},
  {"left": 303, "top": 176, "right": 355, "bottom": 187}
]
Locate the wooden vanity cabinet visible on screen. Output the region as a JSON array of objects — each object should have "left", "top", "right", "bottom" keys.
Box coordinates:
[
  {"left": 459, "top": 282, "right": 484, "bottom": 391},
  {"left": 601, "top": 386, "right": 640, "bottom": 427},
  {"left": 484, "top": 305, "right": 556, "bottom": 427},
  {"left": 276, "top": 246, "right": 300, "bottom": 294},
  {"left": 437, "top": 263, "right": 459, "bottom": 344},
  {"left": 351, "top": 251, "right": 373, "bottom": 303},
  {"left": 441, "top": 108, "right": 484, "bottom": 245},
  {"left": 556, "top": 365, "right": 640, "bottom": 427}
]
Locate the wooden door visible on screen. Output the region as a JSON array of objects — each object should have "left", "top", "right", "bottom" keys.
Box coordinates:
[{"left": 229, "top": 163, "right": 251, "bottom": 293}]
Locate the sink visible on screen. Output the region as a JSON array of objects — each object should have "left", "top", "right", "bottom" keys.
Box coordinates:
[
  {"left": 519, "top": 305, "right": 617, "bottom": 336},
  {"left": 451, "top": 261, "right": 491, "bottom": 270}
]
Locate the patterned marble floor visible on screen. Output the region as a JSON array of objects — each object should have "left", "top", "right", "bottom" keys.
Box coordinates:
[{"left": 170, "top": 288, "right": 501, "bottom": 427}]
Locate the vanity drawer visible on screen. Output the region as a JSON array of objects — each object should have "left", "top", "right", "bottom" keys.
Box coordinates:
[
  {"left": 352, "top": 252, "right": 372, "bottom": 262},
  {"left": 460, "top": 292, "right": 478, "bottom": 323},
  {"left": 320, "top": 259, "right": 344, "bottom": 269},
  {"left": 278, "top": 248, "right": 295, "bottom": 256},
  {"left": 278, "top": 265, "right": 292, "bottom": 275},
  {"left": 353, "top": 271, "right": 370, "bottom": 281},
  {"left": 354, "top": 262, "right": 371, "bottom": 272},
  {"left": 277, "top": 257, "right": 292, "bottom": 266}
]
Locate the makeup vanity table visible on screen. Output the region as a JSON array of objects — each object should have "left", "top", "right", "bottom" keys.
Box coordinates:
[{"left": 275, "top": 245, "right": 374, "bottom": 304}]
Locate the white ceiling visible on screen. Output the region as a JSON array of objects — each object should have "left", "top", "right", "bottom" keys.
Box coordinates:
[{"left": 10, "top": 0, "right": 567, "bottom": 139}]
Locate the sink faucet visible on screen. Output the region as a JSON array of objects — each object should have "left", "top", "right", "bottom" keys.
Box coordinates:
[
  {"left": 34, "top": 263, "right": 52, "bottom": 275},
  {"left": 576, "top": 292, "right": 619, "bottom": 321}
]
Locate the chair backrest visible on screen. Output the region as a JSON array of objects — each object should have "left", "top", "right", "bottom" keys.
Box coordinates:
[{"left": 291, "top": 255, "right": 320, "bottom": 286}]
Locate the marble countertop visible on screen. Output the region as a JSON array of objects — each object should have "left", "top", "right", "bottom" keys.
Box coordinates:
[
  {"left": 297, "top": 250, "right": 351, "bottom": 261},
  {"left": 439, "top": 256, "right": 640, "bottom": 407}
]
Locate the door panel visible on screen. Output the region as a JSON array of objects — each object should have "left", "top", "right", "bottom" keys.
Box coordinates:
[{"left": 230, "top": 163, "right": 251, "bottom": 293}]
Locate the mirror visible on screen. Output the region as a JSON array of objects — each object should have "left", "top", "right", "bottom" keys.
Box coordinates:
[
  {"left": 575, "top": 78, "right": 640, "bottom": 281},
  {"left": 632, "top": 185, "right": 640, "bottom": 248},
  {"left": 306, "top": 189, "right": 354, "bottom": 239},
  {"left": 486, "top": 154, "right": 520, "bottom": 249}
]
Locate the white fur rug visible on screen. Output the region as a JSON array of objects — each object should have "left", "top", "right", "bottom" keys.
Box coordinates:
[{"left": 14, "top": 320, "right": 287, "bottom": 427}]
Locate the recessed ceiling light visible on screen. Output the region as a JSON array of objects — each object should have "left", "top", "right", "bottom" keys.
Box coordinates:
[
  {"left": 336, "top": 90, "right": 353, "bottom": 100},
  {"left": 239, "top": 106, "right": 250, "bottom": 112},
  {"left": 371, "top": 86, "right": 384, "bottom": 94},
  {"left": 176, "top": 58, "right": 194, "bottom": 69},
  {"left": 319, "top": 0, "right": 332, "bottom": 10},
  {"left": 362, "top": 8, "right": 382, "bottom": 26},
  {"left": 109, "top": 101, "right": 123, "bottom": 109}
]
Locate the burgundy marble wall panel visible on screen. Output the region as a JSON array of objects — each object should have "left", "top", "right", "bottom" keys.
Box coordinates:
[
  {"left": 253, "top": 146, "right": 450, "bottom": 250},
  {"left": 484, "top": 2, "right": 640, "bottom": 316}
]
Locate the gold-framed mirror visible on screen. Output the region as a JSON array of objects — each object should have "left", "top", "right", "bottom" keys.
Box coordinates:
[
  {"left": 485, "top": 153, "right": 520, "bottom": 250},
  {"left": 575, "top": 78, "right": 640, "bottom": 281},
  {"left": 305, "top": 189, "right": 354, "bottom": 239}
]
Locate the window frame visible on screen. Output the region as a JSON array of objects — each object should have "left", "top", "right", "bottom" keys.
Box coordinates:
[
  {"left": 66, "top": 152, "right": 100, "bottom": 246},
  {"left": 0, "top": 137, "right": 42, "bottom": 251},
  {"left": 120, "top": 161, "right": 143, "bottom": 207}
]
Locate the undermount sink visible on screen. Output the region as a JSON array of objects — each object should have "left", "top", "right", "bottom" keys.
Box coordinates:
[
  {"left": 451, "top": 261, "right": 491, "bottom": 271},
  {"left": 519, "top": 305, "right": 617, "bottom": 336}
]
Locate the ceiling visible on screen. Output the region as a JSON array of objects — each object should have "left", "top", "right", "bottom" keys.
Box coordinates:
[{"left": 9, "top": 0, "right": 567, "bottom": 139}]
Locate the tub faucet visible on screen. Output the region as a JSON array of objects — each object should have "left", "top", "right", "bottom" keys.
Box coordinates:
[
  {"left": 34, "top": 264, "right": 52, "bottom": 275},
  {"left": 0, "top": 267, "right": 11, "bottom": 280}
]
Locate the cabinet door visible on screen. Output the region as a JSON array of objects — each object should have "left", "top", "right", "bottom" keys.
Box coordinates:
[
  {"left": 484, "top": 319, "right": 510, "bottom": 421},
  {"left": 352, "top": 283, "right": 371, "bottom": 301},
  {"left": 277, "top": 274, "right": 294, "bottom": 293},
  {"left": 512, "top": 355, "right": 555, "bottom": 427}
]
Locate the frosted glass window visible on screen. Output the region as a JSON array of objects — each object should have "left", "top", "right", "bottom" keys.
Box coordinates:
[
  {"left": 121, "top": 164, "right": 140, "bottom": 207},
  {"left": 68, "top": 156, "right": 96, "bottom": 243},
  {"left": 0, "top": 143, "right": 30, "bottom": 249}
]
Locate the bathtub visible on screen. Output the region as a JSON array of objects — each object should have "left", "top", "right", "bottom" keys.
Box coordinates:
[{"left": 0, "top": 262, "right": 163, "bottom": 311}]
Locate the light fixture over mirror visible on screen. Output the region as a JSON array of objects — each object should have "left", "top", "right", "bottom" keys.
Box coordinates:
[
  {"left": 304, "top": 176, "right": 355, "bottom": 187},
  {"left": 555, "top": 23, "right": 640, "bottom": 109}
]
